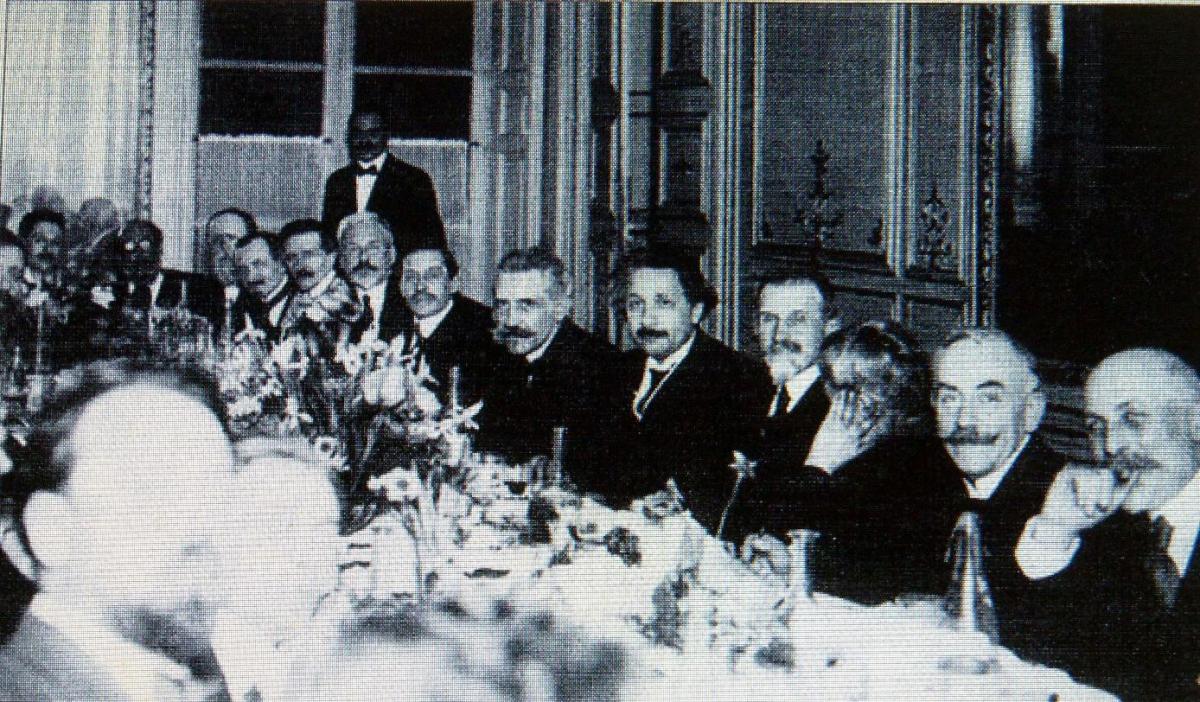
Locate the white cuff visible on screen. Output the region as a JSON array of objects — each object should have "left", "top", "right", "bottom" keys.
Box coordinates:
[{"left": 1015, "top": 515, "right": 1082, "bottom": 580}]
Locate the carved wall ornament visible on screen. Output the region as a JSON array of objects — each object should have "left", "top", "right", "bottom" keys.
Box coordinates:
[
  {"left": 975, "top": 5, "right": 1003, "bottom": 327},
  {"left": 915, "top": 182, "right": 953, "bottom": 274},
  {"left": 793, "top": 140, "right": 844, "bottom": 248}
]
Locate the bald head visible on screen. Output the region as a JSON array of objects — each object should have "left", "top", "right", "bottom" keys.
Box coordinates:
[{"left": 1085, "top": 348, "right": 1200, "bottom": 513}]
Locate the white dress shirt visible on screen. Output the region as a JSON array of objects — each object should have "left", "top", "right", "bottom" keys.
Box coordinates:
[
  {"left": 29, "top": 593, "right": 195, "bottom": 702},
  {"left": 773, "top": 364, "right": 822, "bottom": 417},
  {"left": 632, "top": 332, "right": 696, "bottom": 417},
  {"left": 265, "top": 279, "right": 290, "bottom": 327},
  {"left": 415, "top": 298, "right": 455, "bottom": 339},
  {"left": 1017, "top": 465, "right": 1200, "bottom": 580},
  {"left": 964, "top": 436, "right": 1031, "bottom": 501},
  {"left": 357, "top": 280, "right": 389, "bottom": 343},
  {"left": 127, "top": 272, "right": 166, "bottom": 309},
  {"left": 354, "top": 153, "right": 387, "bottom": 213},
  {"left": 524, "top": 322, "right": 562, "bottom": 364}
]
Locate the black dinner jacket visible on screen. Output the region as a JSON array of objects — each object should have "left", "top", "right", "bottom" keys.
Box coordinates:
[
  {"left": 961, "top": 434, "right": 1064, "bottom": 610},
  {"left": 475, "top": 320, "right": 627, "bottom": 484},
  {"left": 0, "top": 613, "right": 133, "bottom": 701},
  {"left": 725, "top": 379, "right": 831, "bottom": 543},
  {"left": 230, "top": 282, "right": 293, "bottom": 344},
  {"left": 1003, "top": 509, "right": 1200, "bottom": 702},
  {"left": 321, "top": 154, "right": 447, "bottom": 256},
  {"left": 399, "top": 293, "right": 498, "bottom": 406},
  {"left": 612, "top": 332, "right": 774, "bottom": 534},
  {"left": 756, "top": 434, "right": 970, "bottom": 606}
]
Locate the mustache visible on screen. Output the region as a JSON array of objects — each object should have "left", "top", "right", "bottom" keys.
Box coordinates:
[
  {"left": 1107, "top": 451, "right": 1160, "bottom": 483},
  {"left": 636, "top": 328, "right": 669, "bottom": 340},
  {"left": 496, "top": 326, "right": 536, "bottom": 340},
  {"left": 352, "top": 261, "right": 380, "bottom": 275},
  {"left": 767, "top": 340, "right": 806, "bottom": 355},
  {"left": 942, "top": 428, "right": 999, "bottom": 446}
]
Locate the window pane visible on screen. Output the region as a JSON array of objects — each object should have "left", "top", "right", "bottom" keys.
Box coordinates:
[
  {"left": 354, "top": 75, "right": 471, "bottom": 139},
  {"left": 355, "top": 2, "right": 473, "bottom": 69},
  {"left": 202, "top": 1, "right": 325, "bottom": 64},
  {"left": 200, "top": 69, "right": 323, "bottom": 136}
]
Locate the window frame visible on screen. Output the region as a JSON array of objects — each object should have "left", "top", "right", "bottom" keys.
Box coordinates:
[{"left": 198, "top": 1, "right": 473, "bottom": 142}]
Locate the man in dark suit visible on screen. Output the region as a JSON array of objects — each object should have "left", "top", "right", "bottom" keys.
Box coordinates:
[
  {"left": 394, "top": 246, "right": 495, "bottom": 405},
  {"left": 929, "top": 329, "right": 1064, "bottom": 606},
  {"left": 726, "top": 273, "right": 840, "bottom": 542},
  {"left": 0, "top": 364, "right": 238, "bottom": 701},
  {"left": 475, "top": 248, "right": 625, "bottom": 485},
  {"left": 335, "top": 212, "right": 406, "bottom": 346},
  {"left": 67, "top": 220, "right": 225, "bottom": 363},
  {"left": 322, "top": 108, "right": 446, "bottom": 256},
  {"left": 277, "top": 219, "right": 365, "bottom": 348},
  {"left": 1008, "top": 349, "right": 1200, "bottom": 701},
  {"left": 230, "top": 230, "right": 291, "bottom": 343},
  {"left": 743, "top": 320, "right": 968, "bottom": 605},
  {"left": 608, "top": 249, "right": 773, "bottom": 533}
]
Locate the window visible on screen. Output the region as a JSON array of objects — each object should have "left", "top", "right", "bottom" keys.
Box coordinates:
[
  {"left": 199, "top": 2, "right": 326, "bottom": 136},
  {"left": 353, "top": 2, "right": 473, "bottom": 139},
  {"left": 199, "top": 1, "right": 473, "bottom": 139}
]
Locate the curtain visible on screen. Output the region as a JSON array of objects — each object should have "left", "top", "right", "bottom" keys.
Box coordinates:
[{"left": 0, "top": 0, "right": 142, "bottom": 220}]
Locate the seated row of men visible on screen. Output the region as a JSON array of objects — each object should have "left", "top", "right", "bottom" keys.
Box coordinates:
[{"left": 3, "top": 207, "right": 1199, "bottom": 699}]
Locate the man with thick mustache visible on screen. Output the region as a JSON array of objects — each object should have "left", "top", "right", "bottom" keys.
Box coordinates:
[
  {"left": 394, "top": 246, "right": 495, "bottom": 405},
  {"left": 609, "top": 249, "right": 772, "bottom": 532},
  {"left": 336, "top": 213, "right": 405, "bottom": 345},
  {"left": 725, "top": 273, "right": 841, "bottom": 541},
  {"left": 278, "top": 219, "right": 363, "bottom": 341},
  {"left": 1007, "top": 349, "right": 1200, "bottom": 701},
  {"left": 929, "top": 329, "right": 1064, "bottom": 601},
  {"left": 230, "top": 230, "right": 291, "bottom": 342},
  {"left": 475, "top": 248, "right": 625, "bottom": 488}
]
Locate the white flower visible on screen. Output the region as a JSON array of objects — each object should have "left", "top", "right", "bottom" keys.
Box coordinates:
[
  {"left": 90, "top": 285, "right": 116, "bottom": 309},
  {"left": 228, "top": 396, "right": 263, "bottom": 419},
  {"left": 412, "top": 384, "right": 442, "bottom": 417}
]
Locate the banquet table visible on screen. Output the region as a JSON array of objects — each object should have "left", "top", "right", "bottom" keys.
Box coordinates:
[{"left": 340, "top": 469, "right": 1118, "bottom": 702}]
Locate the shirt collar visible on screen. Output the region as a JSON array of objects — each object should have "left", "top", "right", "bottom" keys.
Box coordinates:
[
  {"left": 646, "top": 331, "right": 697, "bottom": 374},
  {"left": 29, "top": 592, "right": 194, "bottom": 701},
  {"left": 416, "top": 297, "right": 455, "bottom": 338},
  {"left": 964, "top": 435, "right": 1031, "bottom": 500},
  {"left": 265, "top": 278, "right": 289, "bottom": 304},
  {"left": 1152, "top": 468, "right": 1200, "bottom": 573},
  {"left": 524, "top": 322, "right": 563, "bottom": 363},
  {"left": 782, "top": 364, "right": 822, "bottom": 412},
  {"left": 307, "top": 269, "right": 337, "bottom": 299},
  {"left": 356, "top": 153, "right": 387, "bottom": 173}
]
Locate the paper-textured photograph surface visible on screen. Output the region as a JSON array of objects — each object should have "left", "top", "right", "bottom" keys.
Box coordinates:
[{"left": 0, "top": 2, "right": 1196, "bottom": 700}]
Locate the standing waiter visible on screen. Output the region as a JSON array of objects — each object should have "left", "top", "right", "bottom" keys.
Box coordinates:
[{"left": 322, "top": 108, "right": 447, "bottom": 256}]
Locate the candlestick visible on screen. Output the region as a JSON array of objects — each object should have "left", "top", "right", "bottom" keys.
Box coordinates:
[
  {"left": 33, "top": 302, "right": 46, "bottom": 375},
  {"left": 448, "top": 365, "right": 462, "bottom": 412},
  {"left": 548, "top": 426, "right": 567, "bottom": 488}
]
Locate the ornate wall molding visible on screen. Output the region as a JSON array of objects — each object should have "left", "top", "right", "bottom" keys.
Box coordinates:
[
  {"left": 134, "top": 0, "right": 156, "bottom": 219},
  {"left": 973, "top": 4, "right": 1003, "bottom": 327}
]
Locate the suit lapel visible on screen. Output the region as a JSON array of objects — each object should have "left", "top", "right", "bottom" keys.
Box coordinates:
[
  {"left": 638, "top": 334, "right": 706, "bottom": 424},
  {"left": 2, "top": 614, "right": 131, "bottom": 701}
]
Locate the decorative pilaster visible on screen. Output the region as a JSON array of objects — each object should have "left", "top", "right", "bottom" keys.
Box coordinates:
[
  {"left": 974, "top": 5, "right": 1003, "bottom": 327},
  {"left": 134, "top": 0, "right": 156, "bottom": 219}
]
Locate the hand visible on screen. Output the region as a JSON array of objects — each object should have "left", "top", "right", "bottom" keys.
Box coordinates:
[
  {"left": 1036, "top": 463, "right": 1132, "bottom": 539},
  {"left": 804, "top": 392, "right": 877, "bottom": 472},
  {"left": 740, "top": 532, "right": 789, "bottom": 577}
]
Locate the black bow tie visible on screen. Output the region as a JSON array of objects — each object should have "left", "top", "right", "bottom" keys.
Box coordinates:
[{"left": 354, "top": 164, "right": 380, "bottom": 176}]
